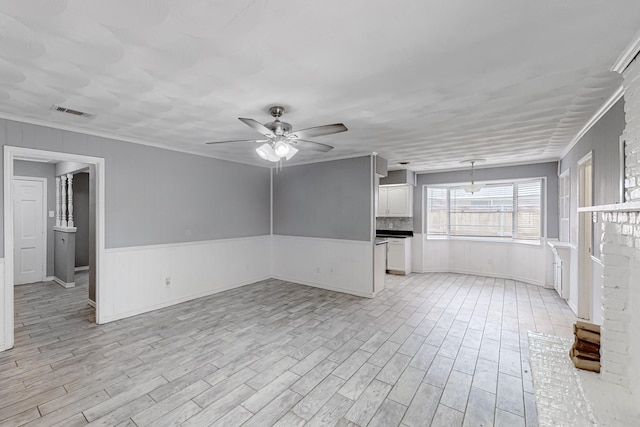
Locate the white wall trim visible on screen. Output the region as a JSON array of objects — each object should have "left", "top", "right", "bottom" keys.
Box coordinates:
[
  {"left": 560, "top": 85, "right": 624, "bottom": 159},
  {"left": 271, "top": 235, "right": 373, "bottom": 297},
  {"left": 53, "top": 277, "right": 75, "bottom": 288},
  {"left": 417, "top": 236, "right": 550, "bottom": 287},
  {"left": 271, "top": 274, "right": 374, "bottom": 298},
  {"left": 75, "top": 266, "right": 89, "bottom": 272},
  {"left": 104, "top": 234, "right": 272, "bottom": 253},
  {"left": 611, "top": 30, "right": 640, "bottom": 73},
  {"left": 3, "top": 146, "right": 107, "bottom": 353},
  {"left": 276, "top": 153, "right": 375, "bottom": 168},
  {"left": 87, "top": 299, "right": 96, "bottom": 308},
  {"left": 101, "top": 275, "right": 271, "bottom": 324},
  {"left": 102, "top": 235, "right": 271, "bottom": 323},
  {"left": 272, "top": 234, "right": 371, "bottom": 245}
]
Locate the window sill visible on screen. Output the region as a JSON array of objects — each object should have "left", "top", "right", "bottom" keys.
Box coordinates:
[{"left": 425, "top": 236, "right": 543, "bottom": 246}]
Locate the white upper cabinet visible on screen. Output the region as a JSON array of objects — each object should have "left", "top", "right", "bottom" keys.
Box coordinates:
[{"left": 378, "top": 185, "right": 413, "bottom": 217}]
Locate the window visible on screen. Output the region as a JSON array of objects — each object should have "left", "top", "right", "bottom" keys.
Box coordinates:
[{"left": 425, "top": 179, "right": 543, "bottom": 240}]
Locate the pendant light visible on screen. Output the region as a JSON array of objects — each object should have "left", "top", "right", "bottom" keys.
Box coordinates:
[{"left": 462, "top": 159, "right": 485, "bottom": 194}]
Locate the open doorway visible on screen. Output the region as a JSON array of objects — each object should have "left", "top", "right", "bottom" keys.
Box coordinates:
[
  {"left": 577, "top": 152, "right": 593, "bottom": 320},
  {"left": 2, "top": 146, "right": 106, "bottom": 352}
]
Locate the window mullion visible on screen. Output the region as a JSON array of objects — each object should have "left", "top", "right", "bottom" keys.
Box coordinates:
[
  {"left": 447, "top": 188, "right": 451, "bottom": 236},
  {"left": 513, "top": 183, "right": 518, "bottom": 238}
]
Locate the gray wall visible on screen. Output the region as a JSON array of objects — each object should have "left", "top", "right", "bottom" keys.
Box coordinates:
[
  {"left": 13, "top": 160, "right": 56, "bottom": 277},
  {"left": 414, "top": 162, "right": 559, "bottom": 238},
  {"left": 0, "top": 118, "right": 271, "bottom": 256},
  {"left": 273, "top": 156, "right": 372, "bottom": 241},
  {"left": 380, "top": 170, "right": 415, "bottom": 186},
  {"left": 54, "top": 230, "right": 75, "bottom": 284},
  {"left": 559, "top": 98, "right": 625, "bottom": 258},
  {"left": 74, "top": 172, "right": 89, "bottom": 267}
]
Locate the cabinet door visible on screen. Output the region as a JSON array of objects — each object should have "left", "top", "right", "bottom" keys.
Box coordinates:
[
  {"left": 386, "top": 186, "right": 411, "bottom": 216},
  {"left": 387, "top": 240, "right": 405, "bottom": 271},
  {"left": 378, "top": 187, "right": 388, "bottom": 216}
]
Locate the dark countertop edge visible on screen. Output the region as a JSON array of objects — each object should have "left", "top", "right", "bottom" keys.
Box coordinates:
[{"left": 375, "top": 230, "right": 414, "bottom": 238}]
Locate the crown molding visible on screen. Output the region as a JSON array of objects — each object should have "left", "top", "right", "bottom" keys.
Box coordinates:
[
  {"left": 560, "top": 84, "right": 624, "bottom": 159},
  {"left": 612, "top": 30, "right": 640, "bottom": 73},
  {"left": 414, "top": 159, "right": 559, "bottom": 175},
  {"left": 0, "top": 111, "right": 269, "bottom": 169}
]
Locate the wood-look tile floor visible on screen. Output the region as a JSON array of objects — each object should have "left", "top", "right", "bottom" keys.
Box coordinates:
[{"left": 2, "top": 273, "right": 576, "bottom": 426}]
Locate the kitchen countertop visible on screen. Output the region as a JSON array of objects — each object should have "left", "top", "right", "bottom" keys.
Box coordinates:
[
  {"left": 375, "top": 238, "right": 389, "bottom": 245},
  {"left": 375, "top": 229, "right": 414, "bottom": 238}
]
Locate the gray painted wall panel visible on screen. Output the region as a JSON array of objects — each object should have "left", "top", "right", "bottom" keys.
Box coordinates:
[
  {"left": 0, "top": 119, "right": 271, "bottom": 255},
  {"left": 74, "top": 173, "right": 90, "bottom": 267},
  {"left": 13, "top": 160, "right": 56, "bottom": 277},
  {"left": 380, "top": 170, "right": 415, "bottom": 186},
  {"left": 54, "top": 230, "right": 75, "bottom": 284},
  {"left": 559, "top": 98, "right": 625, "bottom": 258},
  {"left": 414, "top": 162, "right": 559, "bottom": 238},
  {"left": 273, "top": 156, "right": 372, "bottom": 241}
]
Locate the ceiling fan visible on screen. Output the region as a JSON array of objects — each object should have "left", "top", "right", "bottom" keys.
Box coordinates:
[{"left": 206, "top": 106, "right": 347, "bottom": 162}]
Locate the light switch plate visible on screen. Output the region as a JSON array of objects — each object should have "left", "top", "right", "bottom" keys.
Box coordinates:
[{"left": 48, "top": 211, "right": 54, "bottom": 218}]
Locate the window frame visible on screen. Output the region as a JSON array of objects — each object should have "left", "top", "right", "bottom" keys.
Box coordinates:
[{"left": 423, "top": 177, "right": 546, "bottom": 244}]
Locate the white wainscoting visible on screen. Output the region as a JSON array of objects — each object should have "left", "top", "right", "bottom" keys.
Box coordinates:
[
  {"left": 591, "top": 256, "right": 604, "bottom": 325},
  {"left": 568, "top": 246, "right": 580, "bottom": 315},
  {"left": 415, "top": 234, "right": 551, "bottom": 287},
  {"left": 102, "top": 235, "right": 271, "bottom": 323},
  {"left": 271, "top": 235, "right": 374, "bottom": 298}
]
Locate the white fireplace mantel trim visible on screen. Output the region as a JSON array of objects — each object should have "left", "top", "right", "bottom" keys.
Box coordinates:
[{"left": 577, "top": 201, "right": 640, "bottom": 213}]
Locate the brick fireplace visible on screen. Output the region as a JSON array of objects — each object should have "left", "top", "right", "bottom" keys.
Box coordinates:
[{"left": 588, "top": 50, "right": 640, "bottom": 396}]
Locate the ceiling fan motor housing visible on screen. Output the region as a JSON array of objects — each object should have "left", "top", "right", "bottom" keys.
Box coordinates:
[{"left": 265, "top": 120, "right": 292, "bottom": 136}]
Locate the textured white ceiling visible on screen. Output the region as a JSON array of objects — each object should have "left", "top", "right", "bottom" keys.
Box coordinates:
[{"left": 0, "top": 0, "right": 638, "bottom": 171}]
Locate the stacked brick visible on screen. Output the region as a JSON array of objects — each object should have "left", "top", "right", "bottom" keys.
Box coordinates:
[{"left": 569, "top": 321, "right": 600, "bottom": 372}]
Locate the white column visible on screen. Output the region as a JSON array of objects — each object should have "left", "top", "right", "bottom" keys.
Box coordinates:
[
  {"left": 60, "top": 174, "right": 68, "bottom": 227},
  {"left": 55, "top": 176, "right": 61, "bottom": 227},
  {"left": 67, "top": 173, "right": 74, "bottom": 228}
]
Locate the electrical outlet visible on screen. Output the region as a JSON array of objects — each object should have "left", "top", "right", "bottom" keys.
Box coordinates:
[{"left": 165, "top": 276, "right": 171, "bottom": 286}]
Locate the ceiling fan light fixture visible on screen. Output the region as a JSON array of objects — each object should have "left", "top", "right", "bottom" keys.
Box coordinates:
[
  {"left": 284, "top": 145, "right": 298, "bottom": 160},
  {"left": 274, "top": 140, "right": 291, "bottom": 157},
  {"left": 256, "top": 143, "right": 280, "bottom": 162}
]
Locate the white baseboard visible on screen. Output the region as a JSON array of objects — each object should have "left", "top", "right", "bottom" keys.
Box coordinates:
[
  {"left": 271, "top": 274, "right": 373, "bottom": 298},
  {"left": 568, "top": 300, "right": 579, "bottom": 316},
  {"left": 53, "top": 277, "right": 75, "bottom": 288},
  {"left": 75, "top": 266, "right": 89, "bottom": 272},
  {"left": 100, "top": 275, "right": 270, "bottom": 323},
  {"left": 87, "top": 299, "right": 96, "bottom": 308},
  {"left": 44, "top": 276, "right": 54, "bottom": 282},
  {"left": 418, "top": 267, "right": 545, "bottom": 287}
]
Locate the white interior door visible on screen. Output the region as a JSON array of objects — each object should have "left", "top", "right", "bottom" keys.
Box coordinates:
[{"left": 13, "top": 178, "right": 46, "bottom": 285}]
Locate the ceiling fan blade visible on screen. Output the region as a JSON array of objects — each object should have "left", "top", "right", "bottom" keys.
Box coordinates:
[
  {"left": 294, "top": 139, "right": 334, "bottom": 152},
  {"left": 291, "top": 123, "right": 347, "bottom": 139},
  {"left": 238, "top": 118, "right": 276, "bottom": 137},
  {"left": 206, "top": 139, "right": 267, "bottom": 145}
]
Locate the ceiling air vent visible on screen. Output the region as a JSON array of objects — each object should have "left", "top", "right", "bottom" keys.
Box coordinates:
[{"left": 51, "top": 105, "right": 95, "bottom": 119}]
